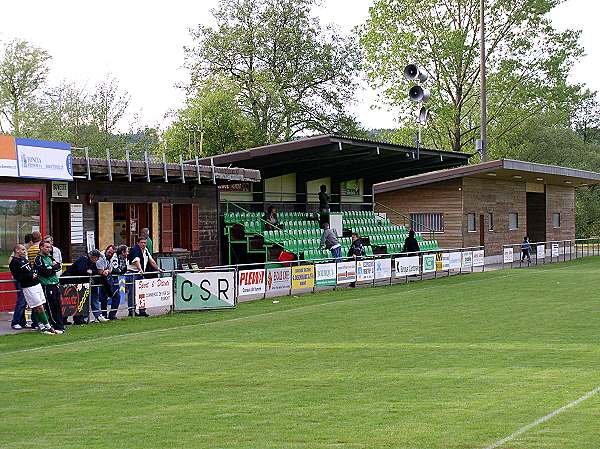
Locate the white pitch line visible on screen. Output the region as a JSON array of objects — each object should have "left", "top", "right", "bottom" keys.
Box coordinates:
[
  {"left": 483, "top": 385, "right": 600, "bottom": 449},
  {"left": 0, "top": 263, "right": 578, "bottom": 357}
]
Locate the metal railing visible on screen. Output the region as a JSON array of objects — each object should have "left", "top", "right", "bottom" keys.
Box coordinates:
[{"left": 501, "top": 238, "right": 600, "bottom": 268}]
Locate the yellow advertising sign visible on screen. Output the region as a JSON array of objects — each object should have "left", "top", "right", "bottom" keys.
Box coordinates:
[
  {"left": 435, "top": 252, "right": 443, "bottom": 271},
  {"left": 291, "top": 265, "right": 315, "bottom": 289}
]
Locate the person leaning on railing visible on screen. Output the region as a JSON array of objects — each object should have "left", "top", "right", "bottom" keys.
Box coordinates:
[
  {"left": 107, "top": 245, "right": 129, "bottom": 320},
  {"left": 402, "top": 230, "right": 420, "bottom": 256},
  {"left": 127, "top": 236, "right": 162, "bottom": 317},
  {"left": 319, "top": 222, "right": 342, "bottom": 262},
  {"left": 62, "top": 250, "right": 102, "bottom": 325}
]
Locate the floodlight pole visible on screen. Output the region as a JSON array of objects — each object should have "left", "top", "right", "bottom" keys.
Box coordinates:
[{"left": 480, "top": 0, "right": 488, "bottom": 161}]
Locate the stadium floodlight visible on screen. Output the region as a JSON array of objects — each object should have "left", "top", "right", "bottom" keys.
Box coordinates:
[{"left": 404, "top": 64, "right": 428, "bottom": 82}]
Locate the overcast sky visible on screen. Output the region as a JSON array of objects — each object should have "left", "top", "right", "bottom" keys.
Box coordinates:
[{"left": 0, "top": 0, "right": 597, "bottom": 132}]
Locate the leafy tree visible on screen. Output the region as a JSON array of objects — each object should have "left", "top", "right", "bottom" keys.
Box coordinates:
[
  {"left": 186, "top": 0, "right": 362, "bottom": 145},
  {"left": 359, "top": 0, "right": 584, "bottom": 153},
  {"left": 0, "top": 39, "right": 51, "bottom": 134},
  {"left": 164, "top": 77, "right": 259, "bottom": 160}
]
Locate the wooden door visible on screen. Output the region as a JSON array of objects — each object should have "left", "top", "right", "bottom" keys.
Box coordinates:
[{"left": 479, "top": 214, "right": 485, "bottom": 247}]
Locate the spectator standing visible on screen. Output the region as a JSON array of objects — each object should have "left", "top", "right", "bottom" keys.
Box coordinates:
[
  {"left": 96, "top": 245, "right": 117, "bottom": 320},
  {"left": 10, "top": 234, "right": 36, "bottom": 330},
  {"left": 318, "top": 185, "right": 330, "bottom": 227},
  {"left": 521, "top": 236, "right": 532, "bottom": 263},
  {"left": 10, "top": 244, "right": 59, "bottom": 334},
  {"left": 108, "top": 245, "right": 129, "bottom": 320},
  {"left": 34, "top": 241, "right": 64, "bottom": 332},
  {"left": 27, "top": 231, "right": 42, "bottom": 265},
  {"left": 348, "top": 233, "right": 365, "bottom": 258},
  {"left": 62, "top": 250, "right": 102, "bottom": 324},
  {"left": 402, "top": 230, "right": 420, "bottom": 255},
  {"left": 44, "top": 235, "right": 63, "bottom": 276},
  {"left": 319, "top": 223, "right": 342, "bottom": 262},
  {"left": 141, "top": 228, "right": 153, "bottom": 254},
  {"left": 127, "top": 237, "right": 161, "bottom": 317},
  {"left": 263, "top": 206, "right": 281, "bottom": 231}
]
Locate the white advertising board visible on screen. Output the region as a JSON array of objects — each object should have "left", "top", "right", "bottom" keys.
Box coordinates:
[
  {"left": 551, "top": 243, "right": 560, "bottom": 257},
  {"left": 238, "top": 269, "right": 266, "bottom": 296},
  {"left": 461, "top": 251, "right": 473, "bottom": 269},
  {"left": 536, "top": 244, "right": 545, "bottom": 259},
  {"left": 356, "top": 260, "right": 375, "bottom": 282},
  {"left": 176, "top": 271, "right": 236, "bottom": 310},
  {"left": 395, "top": 256, "right": 420, "bottom": 277},
  {"left": 473, "top": 250, "right": 485, "bottom": 267},
  {"left": 266, "top": 267, "right": 291, "bottom": 293},
  {"left": 315, "top": 262, "right": 337, "bottom": 287},
  {"left": 503, "top": 247, "right": 514, "bottom": 263},
  {"left": 448, "top": 252, "right": 462, "bottom": 270},
  {"left": 374, "top": 258, "right": 392, "bottom": 280},
  {"left": 135, "top": 277, "right": 173, "bottom": 309},
  {"left": 422, "top": 254, "right": 436, "bottom": 273},
  {"left": 336, "top": 261, "right": 356, "bottom": 284},
  {"left": 16, "top": 139, "right": 73, "bottom": 181}
]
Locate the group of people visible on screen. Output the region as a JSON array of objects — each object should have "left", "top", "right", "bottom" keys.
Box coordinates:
[{"left": 10, "top": 228, "right": 162, "bottom": 335}]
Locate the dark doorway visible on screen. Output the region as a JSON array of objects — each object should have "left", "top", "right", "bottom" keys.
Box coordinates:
[
  {"left": 51, "top": 202, "right": 71, "bottom": 262},
  {"left": 526, "top": 192, "right": 546, "bottom": 242},
  {"left": 173, "top": 204, "right": 192, "bottom": 250},
  {"left": 479, "top": 214, "right": 485, "bottom": 247}
]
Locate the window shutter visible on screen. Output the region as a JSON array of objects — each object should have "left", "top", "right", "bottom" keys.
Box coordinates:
[
  {"left": 161, "top": 203, "right": 173, "bottom": 253},
  {"left": 191, "top": 203, "right": 200, "bottom": 251}
]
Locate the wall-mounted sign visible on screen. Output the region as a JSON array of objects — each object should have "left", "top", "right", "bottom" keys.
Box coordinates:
[
  {"left": 70, "top": 204, "right": 84, "bottom": 244},
  {"left": 219, "top": 182, "right": 252, "bottom": 192},
  {"left": 51, "top": 181, "right": 69, "bottom": 198},
  {"left": 0, "top": 136, "right": 73, "bottom": 180},
  {"left": 340, "top": 179, "right": 361, "bottom": 196}
]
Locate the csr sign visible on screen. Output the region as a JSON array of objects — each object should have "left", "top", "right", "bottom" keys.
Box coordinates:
[{"left": 175, "top": 271, "right": 236, "bottom": 310}]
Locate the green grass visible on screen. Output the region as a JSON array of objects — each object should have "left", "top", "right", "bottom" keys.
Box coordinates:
[{"left": 1, "top": 258, "right": 600, "bottom": 449}]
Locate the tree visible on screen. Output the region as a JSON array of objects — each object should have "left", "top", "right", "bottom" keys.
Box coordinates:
[
  {"left": 186, "top": 0, "right": 363, "bottom": 146},
  {"left": 91, "top": 76, "right": 130, "bottom": 151},
  {"left": 164, "top": 77, "right": 260, "bottom": 160},
  {"left": 572, "top": 90, "right": 600, "bottom": 144},
  {"left": 0, "top": 39, "right": 51, "bottom": 134},
  {"left": 359, "top": 0, "right": 584, "bottom": 153}
]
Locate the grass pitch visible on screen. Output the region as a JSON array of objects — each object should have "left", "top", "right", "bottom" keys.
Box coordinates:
[{"left": 1, "top": 258, "right": 599, "bottom": 449}]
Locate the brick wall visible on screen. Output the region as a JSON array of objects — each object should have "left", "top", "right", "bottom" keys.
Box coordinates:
[
  {"left": 546, "top": 185, "right": 575, "bottom": 242},
  {"left": 197, "top": 209, "right": 220, "bottom": 266},
  {"left": 462, "top": 177, "right": 527, "bottom": 254},
  {"left": 375, "top": 179, "right": 463, "bottom": 249}
]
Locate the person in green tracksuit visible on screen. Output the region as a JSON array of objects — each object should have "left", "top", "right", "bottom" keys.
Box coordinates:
[{"left": 34, "top": 240, "right": 64, "bottom": 332}]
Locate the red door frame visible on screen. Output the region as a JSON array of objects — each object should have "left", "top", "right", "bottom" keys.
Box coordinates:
[{"left": 0, "top": 183, "right": 47, "bottom": 312}]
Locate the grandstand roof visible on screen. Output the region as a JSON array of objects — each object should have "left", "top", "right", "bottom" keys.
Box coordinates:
[
  {"left": 373, "top": 159, "right": 600, "bottom": 193},
  {"left": 195, "top": 134, "right": 470, "bottom": 182}
]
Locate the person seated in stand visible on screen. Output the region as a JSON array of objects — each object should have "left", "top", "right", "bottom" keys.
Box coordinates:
[
  {"left": 348, "top": 233, "right": 365, "bottom": 259},
  {"left": 275, "top": 244, "right": 295, "bottom": 266},
  {"left": 402, "top": 229, "right": 420, "bottom": 256},
  {"left": 263, "top": 206, "right": 281, "bottom": 231}
]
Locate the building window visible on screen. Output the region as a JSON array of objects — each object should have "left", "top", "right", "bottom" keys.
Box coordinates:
[
  {"left": 553, "top": 212, "right": 561, "bottom": 228},
  {"left": 509, "top": 212, "right": 519, "bottom": 230},
  {"left": 488, "top": 212, "right": 494, "bottom": 231},
  {"left": 410, "top": 213, "right": 444, "bottom": 232},
  {"left": 467, "top": 213, "right": 476, "bottom": 232}
]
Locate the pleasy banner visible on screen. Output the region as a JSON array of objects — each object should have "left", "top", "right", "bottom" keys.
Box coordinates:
[
  {"left": 422, "top": 254, "right": 436, "bottom": 273},
  {"left": 395, "top": 256, "right": 420, "bottom": 277},
  {"left": 60, "top": 283, "right": 90, "bottom": 317},
  {"left": 135, "top": 277, "right": 173, "bottom": 309},
  {"left": 175, "top": 271, "right": 236, "bottom": 310},
  {"left": 336, "top": 261, "right": 356, "bottom": 284},
  {"left": 374, "top": 257, "right": 392, "bottom": 280},
  {"left": 266, "top": 267, "right": 291, "bottom": 293},
  {"left": 315, "top": 263, "right": 336, "bottom": 287},
  {"left": 238, "top": 269, "right": 266, "bottom": 296},
  {"left": 291, "top": 265, "right": 315, "bottom": 289},
  {"left": 503, "top": 247, "right": 514, "bottom": 263},
  {"left": 356, "top": 260, "right": 374, "bottom": 282},
  {"left": 473, "top": 250, "right": 485, "bottom": 267}
]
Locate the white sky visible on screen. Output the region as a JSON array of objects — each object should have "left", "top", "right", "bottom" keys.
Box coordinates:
[{"left": 0, "top": 0, "right": 598, "bottom": 132}]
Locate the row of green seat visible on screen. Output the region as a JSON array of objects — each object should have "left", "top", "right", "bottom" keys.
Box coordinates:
[
  {"left": 303, "top": 245, "right": 375, "bottom": 261},
  {"left": 352, "top": 225, "right": 408, "bottom": 237},
  {"left": 264, "top": 228, "right": 321, "bottom": 243},
  {"left": 341, "top": 211, "right": 378, "bottom": 218},
  {"left": 278, "top": 220, "right": 320, "bottom": 230}
]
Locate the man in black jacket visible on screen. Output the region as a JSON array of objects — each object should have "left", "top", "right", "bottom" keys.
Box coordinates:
[
  {"left": 402, "top": 230, "right": 420, "bottom": 255},
  {"left": 10, "top": 244, "right": 59, "bottom": 334},
  {"left": 62, "top": 250, "right": 101, "bottom": 324}
]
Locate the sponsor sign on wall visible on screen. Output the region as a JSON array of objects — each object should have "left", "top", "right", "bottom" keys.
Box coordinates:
[
  {"left": 315, "top": 263, "right": 337, "bottom": 287},
  {"left": 473, "top": 250, "right": 485, "bottom": 267},
  {"left": 374, "top": 257, "right": 392, "bottom": 280},
  {"left": 51, "top": 181, "right": 69, "bottom": 198},
  {"left": 422, "top": 254, "right": 436, "bottom": 273},
  {"left": 356, "top": 260, "right": 375, "bottom": 282},
  {"left": 336, "top": 261, "right": 357, "bottom": 284},
  {"left": 551, "top": 243, "right": 560, "bottom": 257},
  {"left": 16, "top": 137, "right": 73, "bottom": 180},
  {"left": 503, "top": 247, "right": 514, "bottom": 263},
  {"left": 461, "top": 251, "right": 473, "bottom": 269},
  {"left": 448, "top": 252, "right": 462, "bottom": 270},
  {"left": 238, "top": 269, "right": 266, "bottom": 296},
  {"left": 266, "top": 267, "right": 291, "bottom": 293},
  {"left": 60, "top": 283, "right": 90, "bottom": 317},
  {"left": 395, "top": 256, "right": 420, "bottom": 277},
  {"left": 135, "top": 277, "right": 173, "bottom": 309},
  {"left": 175, "top": 271, "right": 236, "bottom": 310},
  {"left": 291, "top": 265, "right": 315, "bottom": 289},
  {"left": 536, "top": 244, "right": 545, "bottom": 259}
]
